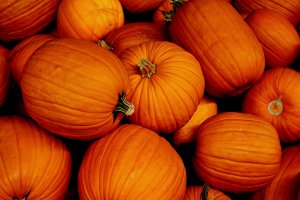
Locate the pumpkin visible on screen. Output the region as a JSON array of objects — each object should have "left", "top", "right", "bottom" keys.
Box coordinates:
[
  {"left": 234, "top": 0, "right": 300, "bottom": 26},
  {"left": 172, "top": 96, "right": 217, "bottom": 146},
  {"left": 169, "top": 0, "right": 265, "bottom": 98},
  {"left": 0, "top": 116, "right": 72, "bottom": 199},
  {"left": 184, "top": 185, "right": 231, "bottom": 200},
  {"left": 245, "top": 9, "right": 300, "bottom": 68},
  {"left": 193, "top": 112, "right": 282, "bottom": 193},
  {"left": 242, "top": 68, "right": 300, "bottom": 143},
  {"left": 0, "top": 45, "right": 10, "bottom": 107},
  {"left": 250, "top": 144, "right": 300, "bottom": 200},
  {"left": 57, "top": 0, "right": 124, "bottom": 42},
  {"left": 98, "top": 22, "right": 168, "bottom": 56},
  {"left": 20, "top": 38, "right": 134, "bottom": 140},
  {"left": 119, "top": 0, "right": 164, "bottom": 13},
  {"left": 0, "top": 0, "right": 60, "bottom": 42},
  {"left": 78, "top": 124, "right": 186, "bottom": 200},
  {"left": 9, "top": 34, "right": 55, "bottom": 86},
  {"left": 119, "top": 40, "right": 205, "bottom": 133}
]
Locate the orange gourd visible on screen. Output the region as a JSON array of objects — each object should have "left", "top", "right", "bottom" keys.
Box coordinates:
[
  {"left": 119, "top": 40, "right": 205, "bottom": 133},
  {"left": 169, "top": 0, "right": 265, "bottom": 97},
  {"left": 184, "top": 185, "right": 231, "bottom": 200},
  {"left": 194, "top": 112, "right": 282, "bottom": 193},
  {"left": 0, "top": 45, "right": 10, "bottom": 107},
  {"left": 243, "top": 68, "right": 300, "bottom": 143},
  {"left": 78, "top": 124, "right": 186, "bottom": 200},
  {"left": 0, "top": 116, "right": 72, "bottom": 199},
  {"left": 57, "top": 0, "right": 124, "bottom": 42},
  {"left": 245, "top": 9, "right": 300, "bottom": 68},
  {"left": 21, "top": 38, "right": 134, "bottom": 140},
  {"left": 0, "top": 0, "right": 60, "bottom": 42},
  {"left": 119, "top": 0, "right": 163, "bottom": 13}
]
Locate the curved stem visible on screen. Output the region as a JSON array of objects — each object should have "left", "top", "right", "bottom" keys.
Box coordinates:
[
  {"left": 97, "top": 40, "right": 113, "bottom": 51},
  {"left": 138, "top": 59, "right": 156, "bottom": 78},
  {"left": 114, "top": 92, "right": 134, "bottom": 120},
  {"left": 268, "top": 96, "right": 283, "bottom": 116}
]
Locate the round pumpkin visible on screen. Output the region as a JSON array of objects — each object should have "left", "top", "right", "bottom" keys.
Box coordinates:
[
  {"left": 0, "top": 0, "right": 60, "bottom": 42},
  {"left": 9, "top": 34, "right": 55, "bottom": 86},
  {"left": 119, "top": 0, "right": 163, "bottom": 13},
  {"left": 0, "top": 116, "right": 72, "bottom": 199},
  {"left": 245, "top": 9, "right": 300, "bottom": 68},
  {"left": 57, "top": 0, "right": 124, "bottom": 42},
  {"left": 242, "top": 67, "right": 300, "bottom": 143},
  {"left": 20, "top": 38, "right": 134, "bottom": 140},
  {"left": 250, "top": 144, "right": 300, "bottom": 200},
  {"left": 78, "top": 124, "right": 186, "bottom": 200},
  {"left": 184, "top": 185, "right": 231, "bottom": 200},
  {"left": 0, "top": 45, "right": 10, "bottom": 107},
  {"left": 169, "top": 0, "right": 265, "bottom": 97},
  {"left": 193, "top": 112, "right": 282, "bottom": 193},
  {"left": 119, "top": 40, "right": 205, "bottom": 133}
]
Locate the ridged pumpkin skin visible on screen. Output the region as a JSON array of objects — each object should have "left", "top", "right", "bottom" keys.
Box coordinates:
[
  {"left": 78, "top": 124, "right": 186, "bottom": 200},
  {"left": 21, "top": 38, "right": 133, "bottom": 140},
  {"left": 0, "top": 0, "right": 60, "bottom": 42},
  {"left": 100, "top": 22, "right": 168, "bottom": 56},
  {"left": 9, "top": 34, "right": 55, "bottom": 86},
  {"left": 0, "top": 45, "right": 10, "bottom": 107},
  {"left": 57, "top": 0, "right": 124, "bottom": 42},
  {"left": 119, "top": 0, "right": 163, "bottom": 13},
  {"left": 250, "top": 144, "right": 300, "bottom": 200},
  {"left": 194, "top": 112, "right": 282, "bottom": 193},
  {"left": 172, "top": 96, "right": 217, "bottom": 146},
  {"left": 242, "top": 68, "right": 300, "bottom": 143},
  {"left": 234, "top": 0, "right": 300, "bottom": 26},
  {"left": 184, "top": 185, "right": 231, "bottom": 200},
  {"left": 245, "top": 9, "right": 300, "bottom": 68},
  {"left": 169, "top": 0, "right": 265, "bottom": 98},
  {"left": 119, "top": 40, "right": 205, "bottom": 133},
  {"left": 152, "top": 0, "right": 175, "bottom": 27},
  {"left": 0, "top": 116, "right": 72, "bottom": 200}
]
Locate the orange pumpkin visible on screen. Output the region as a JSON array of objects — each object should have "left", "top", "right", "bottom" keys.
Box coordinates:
[
  {"left": 0, "top": 0, "right": 60, "bottom": 42},
  {"left": 78, "top": 124, "right": 186, "bottom": 200},
  {"left": 172, "top": 96, "right": 217, "bottom": 146},
  {"left": 194, "top": 112, "right": 282, "bottom": 193},
  {"left": 245, "top": 9, "right": 300, "bottom": 68},
  {"left": 234, "top": 0, "right": 300, "bottom": 26},
  {"left": 250, "top": 144, "right": 300, "bottom": 200},
  {"left": 9, "top": 34, "right": 55, "bottom": 86},
  {"left": 0, "top": 116, "right": 72, "bottom": 199},
  {"left": 184, "top": 185, "right": 231, "bottom": 200},
  {"left": 119, "top": 40, "right": 205, "bottom": 133},
  {"left": 21, "top": 38, "right": 134, "bottom": 140},
  {"left": 57, "top": 0, "right": 124, "bottom": 42},
  {"left": 243, "top": 68, "right": 300, "bottom": 143},
  {"left": 119, "top": 0, "right": 164, "bottom": 13},
  {"left": 169, "top": 0, "right": 265, "bottom": 97},
  {"left": 99, "top": 22, "right": 168, "bottom": 56},
  {"left": 0, "top": 45, "right": 10, "bottom": 107}
]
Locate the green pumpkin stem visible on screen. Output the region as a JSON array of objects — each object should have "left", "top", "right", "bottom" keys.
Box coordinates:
[
  {"left": 114, "top": 92, "right": 134, "bottom": 117},
  {"left": 268, "top": 96, "right": 283, "bottom": 116},
  {"left": 170, "top": 0, "right": 188, "bottom": 8},
  {"left": 200, "top": 182, "right": 210, "bottom": 200},
  {"left": 162, "top": 10, "right": 176, "bottom": 25},
  {"left": 13, "top": 190, "right": 30, "bottom": 200},
  {"left": 138, "top": 59, "right": 156, "bottom": 78},
  {"left": 97, "top": 40, "right": 113, "bottom": 51}
]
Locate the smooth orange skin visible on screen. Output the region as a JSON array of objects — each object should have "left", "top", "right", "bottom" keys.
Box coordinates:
[
  {"left": 0, "top": 45, "right": 10, "bottom": 107},
  {"left": 194, "top": 112, "right": 282, "bottom": 193},
  {"left": 172, "top": 96, "right": 217, "bottom": 146},
  {"left": 250, "top": 144, "right": 300, "bottom": 200},
  {"left": 0, "top": 0, "right": 60, "bottom": 42},
  {"left": 184, "top": 186, "right": 231, "bottom": 200},
  {"left": 169, "top": 0, "right": 265, "bottom": 98},
  {"left": 57, "top": 0, "right": 124, "bottom": 42},
  {"left": 9, "top": 34, "right": 55, "bottom": 86},
  {"left": 119, "top": 0, "right": 163, "bottom": 13},
  {"left": 245, "top": 9, "right": 300, "bottom": 68},
  {"left": 78, "top": 124, "right": 186, "bottom": 200},
  {"left": 21, "top": 38, "right": 130, "bottom": 140},
  {"left": 0, "top": 116, "right": 72, "bottom": 200},
  {"left": 243, "top": 68, "right": 300, "bottom": 143},
  {"left": 119, "top": 40, "right": 205, "bottom": 134}
]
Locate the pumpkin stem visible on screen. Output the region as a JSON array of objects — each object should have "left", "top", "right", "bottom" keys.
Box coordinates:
[
  {"left": 97, "top": 40, "right": 113, "bottom": 51},
  {"left": 170, "top": 0, "right": 188, "bottom": 8},
  {"left": 162, "top": 10, "right": 176, "bottom": 24},
  {"left": 13, "top": 190, "right": 30, "bottom": 200},
  {"left": 138, "top": 59, "right": 156, "bottom": 78},
  {"left": 200, "top": 182, "right": 210, "bottom": 200},
  {"left": 268, "top": 96, "right": 283, "bottom": 116},
  {"left": 114, "top": 92, "right": 134, "bottom": 117}
]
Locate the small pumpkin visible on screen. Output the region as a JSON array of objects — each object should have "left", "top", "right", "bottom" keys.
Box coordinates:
[
  {"left": 0, "top": 116, "right": 72, "bottom": 200},
  {"left": 119, "top": 40, "right": 205, "bottom": 133},
  {"left": 184, "top": 185, "right": 231, "bottom": 200},
  {"left": 78, "top": 124, "right": 186, "bottom": 200},
  {"left": 242, "top": 67, "right": 300, "bottom": 143},
  {"left": 119, "top": 0, "right": 164, "bottom": 13},
  {"left": 193, "top": 112, "right": 282, "bottom": 193},
  {"left": 0, "top": 45, "right": 10, "bottom": 107}
]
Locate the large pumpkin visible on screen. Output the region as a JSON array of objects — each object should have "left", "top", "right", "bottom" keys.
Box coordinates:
[
  {"left": 184, "top": 185, "right": 231, "bottom": 200},
  {"left": 245, "top": 9, "right": 300, "bottom": 68},
  {"left": 193, "top": 112, "right": 282, "bottom": 193},
  {"left": 242, "top": 68, "right": 300, "bottom": 143},
  {"left": 20, "top": 38, "right": 134, "bottom": 140},
  {"left": 0, "top": 0, "right": 60, "bottom": 42},
  {"left": 119, "top": 40, "right": 205, "bottom": 133},
  {"left": 57, "top": 0, "right": 124, "bottom": 42},
  {"left": 0, "top": 116, "right": 72, "bottom": 199},
  {"left": 169, "top": 0, "right": 265, "bottom": 97},
  {"left": 0, "top": 45, "right": 10, "bottom": 107},
  {"left": 119, "top": 0, "right": 163, "bottom": 13},
  {"left": 78, "top": 124, "right": 186, "bottom": 200}
]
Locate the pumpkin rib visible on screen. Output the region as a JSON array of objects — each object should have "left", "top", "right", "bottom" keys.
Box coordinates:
[{"left": 59, "top": 2, "right": 82, "bottom": 38}]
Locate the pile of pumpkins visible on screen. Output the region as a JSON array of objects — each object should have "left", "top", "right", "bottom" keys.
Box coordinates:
[{"left": 0, "top": 0, "right": 299, "bottom": 199}]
